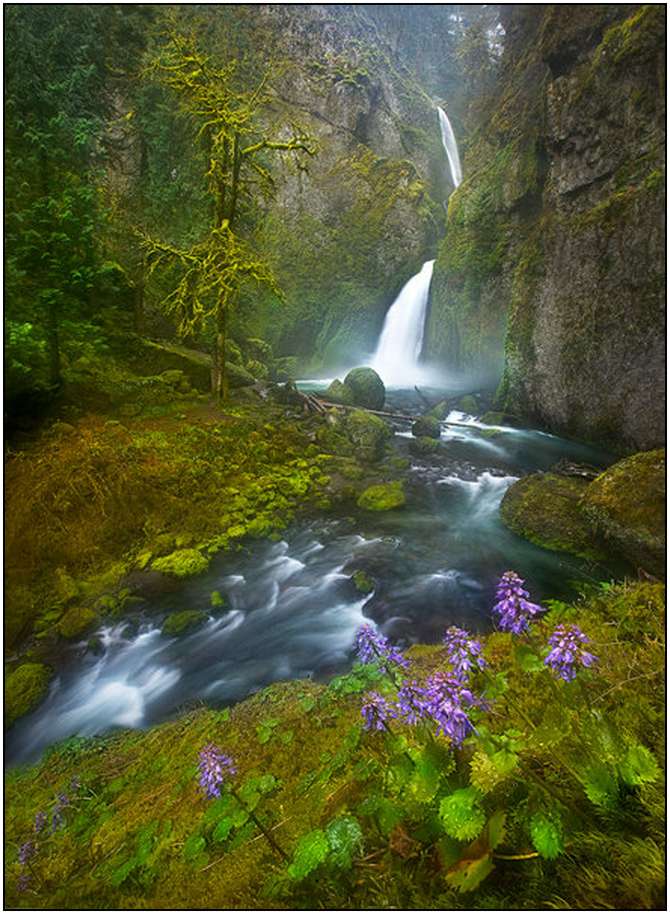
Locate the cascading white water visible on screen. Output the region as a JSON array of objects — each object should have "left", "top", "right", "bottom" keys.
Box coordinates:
[
  {"left": 437, "top": 106, "right": 462, "bottom": 188},
  {"left": 370, "top": 259, "right": 435, "bottom": 387}
]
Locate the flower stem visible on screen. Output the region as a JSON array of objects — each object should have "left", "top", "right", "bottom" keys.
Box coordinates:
[{"left": 228, "top": 787, "right": 287, "bottom": 861}]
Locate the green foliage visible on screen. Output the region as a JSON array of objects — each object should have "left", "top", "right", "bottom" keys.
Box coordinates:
[
  {"left": 287, "top": 829, "right": 330, "bottom": 880},
  {"left": 324, "top": 816, "right": 363, "bottom": 868},
  {"left": 439, "top": 787, "right": 486, "bottom": 842},
  {"left": 618, "top": 743, "right": 660, "bottom": 787},
  {"left": 327, "top": 663, "right": 384, "bottom": 697},
  {"left": 529, "top": 811, "right": 563, "bottom": 859}
]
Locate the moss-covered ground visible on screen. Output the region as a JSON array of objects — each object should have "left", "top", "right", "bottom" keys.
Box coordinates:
[{"left": 4, "top": 580, "right": 664, "bottom": 909}]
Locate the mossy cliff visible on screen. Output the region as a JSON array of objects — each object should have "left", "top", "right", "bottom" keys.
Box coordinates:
[{"left": 426, "top": 5, "right": 665, "bottom": 452}]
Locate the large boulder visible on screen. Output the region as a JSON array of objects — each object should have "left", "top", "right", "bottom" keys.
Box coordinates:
[
  {"left": 500, "top": 473, "right": 607, "bottom": 561},
  {"left": 580, "top": 449, "right": 665, "bottom": 575},
  {"left": 162, "top": 610, "right": 208, "bottom": 637},
  {"left": 325, "top": 379, "right": 355, "bottom": 405},
  {"left": 357, "top": 481, "right": 406, "bottom": 511},
  {"left": 412, "top": 414, "right": 441, "bottom": 439},
  {"left": 343, "top": 410, "right": 392, "bottom": 463},
  {"left": 343, "top": 367, "right": 385, "bottom": 410},
  {"left": 6, "top": 663, "right": 52, "bottom": 727}
]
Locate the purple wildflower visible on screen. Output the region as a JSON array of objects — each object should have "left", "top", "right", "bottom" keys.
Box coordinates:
[
  {"left": 361, "top": 691, "right": 396, "bottom": 731},
  {"left": 197, "top": 743, "right": 237, "bottom": 800},
  {"left": 17, "top": 872, "right": 31, "bottom": 892},
  {"left": 51, "top": 793, "right": 70, "bottom": 832},
  {"left": 396, "top": 680, "right": 431, "bottom": 725},
  {"left": 354, "top": 624, "right": 409, "bottom": 671},
  {"left": 492, "top": 571, "right": 546, "bottom": 634},
  {"left": 18, "top": 841, "right": 36, "bottom": 866},
  {"left": 443, "top": 626, "right": 486, "bottom": 681},
  {"left": 424, "top": 672, "right": 479, "bottom": 745},
  {"left": 544, "top": 624, "right": 598, "bottom": 682},
  {"left": 34, "top": 811, "right": 47, "bottom": 834},
  {"left": 70, "top": 776, "right": 81, "bottom": 792}
]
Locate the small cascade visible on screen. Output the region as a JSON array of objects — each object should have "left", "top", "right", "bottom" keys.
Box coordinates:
[
  {"left": 370, "top": 259, "right": 435, "bottom": 387},
  {"left": 437, "top": 106, "right": 462, "bottom": 188}
]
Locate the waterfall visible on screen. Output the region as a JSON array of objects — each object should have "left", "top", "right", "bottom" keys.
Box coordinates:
[
  {"left": 437, "top": 106, "right": 462, "bottom": 188},
  {"left": 370, "top": 260, "right": 435, "bottom": 387},
  {"left": 369, "top": 105, "right": 461, "bottom": 388}
]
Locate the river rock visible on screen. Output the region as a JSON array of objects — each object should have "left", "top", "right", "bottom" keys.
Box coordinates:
[
  {"left": 6, "top": 663, "right": 52, "bottom": 727},
  {"left": 457, "top": 395, "right": 479, "bottom": 415},
  {"left": 343, "top": 409, "right": 392, "bottom": 463},
  {"left": 343, "top": 367, "right": 385, "bottom": 411},
  {"left": 152, "top": 549, "right": 209, "bottom": 578},
  {"left": 408, "top": 436, "right": 444, "bottom": 458},
  {"left": 357, "top": 481, "right": 405, "bottom": 511},
  {"left": 162, "top": 610, "right": 208, "bottom": 637},
  {"left": 58, "top": 606, "right": 98, "bottom": 639},
  {"left": 500, "top": 473, "right": 607, "bottom": 561},
  {"left": 325, "top": 379, "right": 355, "bottom": 405},
  {"left": 411, "top": 414, "right": 441, "bottom": 439},
  {"left": 580, "top": 449, "right": 665, "bottom": 575},
  {"left": 352, "top": 570, "right": 375, "bottom": 593}
]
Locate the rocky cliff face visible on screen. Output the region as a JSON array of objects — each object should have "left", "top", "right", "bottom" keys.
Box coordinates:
[
  {"left": 240, "top": 5, "right": 464, "bottom": 372},
  {"left": 426, "top": 4, "right": 665, "bottom": 452}
]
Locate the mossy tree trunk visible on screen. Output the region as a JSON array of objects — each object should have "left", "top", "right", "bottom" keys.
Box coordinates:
[{"left": 214, "top": 301, "right": 229, "bottom": 402}]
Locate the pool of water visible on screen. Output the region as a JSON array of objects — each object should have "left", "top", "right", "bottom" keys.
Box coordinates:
[{"left": 6, "top": 395, "right": 620, "bottom": 766}]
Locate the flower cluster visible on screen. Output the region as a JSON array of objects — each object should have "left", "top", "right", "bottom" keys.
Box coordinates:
[
  {"left": 545, "top": 624, "right": 598, "bottom": 682},
  {"left": 198, "top": 743, "right": 237, "bottom": 799},
  {"left": 16, "top": 840, "right": 36, "bottom": 892},
  {"left": 51, "top": 793, "right": 70, "bottom": 832},
  {"left": 492, "top": 571, "right": 545, "bottom": 634},
  {"left": 17, "top": 779, "right": 84, "bottom": 893},
  {"left": 354, "top": 624, "right": 409, "bottom": 672},
  {"left": 443, "top": 626, "right": 486, "bottom": 681},
  {"left": 361, "top": 691, "right": 397, "bottom": 731}
]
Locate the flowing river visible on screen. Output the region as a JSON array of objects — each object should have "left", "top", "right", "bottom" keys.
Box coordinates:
[{"left": 6, "top": 393, "right": 619, "bottom": 767}]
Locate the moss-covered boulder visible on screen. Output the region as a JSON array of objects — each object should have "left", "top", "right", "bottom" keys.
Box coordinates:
[
  {"left": 411, "top": 415, "right": 441, "bottom": 439},
  {"left": 152, "top": 549, "right": 209, "bottom": 578},
  {"left": 408, "top": 436, "right": 444, "bottom": 458},
  {"left": 427, "top": 400, "right": 450, "bottom": 421},
  {"left": 343, "top": 410, "right": 392, "bottom": 463},
  {"left": 352, "top": 570, "right": 375, "bottom": 593},
  {"left": 162, "top": 610, "right": 208, "bottom": 637},
  {"left": 135, "top": 340, "right": 212, "bottom": 391},
  {"left": 343, "top": 367, "right": 385, "bottom": 410},
  {"left": 500, "top": 473, "right": 607, "bottom": 561},
  {"left": 6, "top": 663, "right": 51, "bottom": 726},
  {"left": 325, "top": 379, "right": 355, "bottom": 405},
  {"left": 58, "top": 606, "right": 98, "bottom": 639},
  {"left": 457, "top": 395, "right": 479, "bottom": 414},
  {"left": 357, "top": 481, "right": 405, "bottom": 511},
  {"left": 581, "top": 449, "right": 665, "bottom": 575}
]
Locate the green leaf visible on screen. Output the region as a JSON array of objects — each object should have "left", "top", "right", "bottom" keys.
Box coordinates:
[
  {"left": 582, "top": 762, "right": 619, "bottom": 809},
  {"left": 515, "top": 644, "right": 545, "bottom": 673},
  {"left": 256, "top": 774, "right": 278, "bottom": 795},
  {"left": 213, "top": 817, "right": 235, "bottom": 843},
  {"left": 110, "top": 857, "right": 138, "bottom": 887},
  {"left": 530, "top": 812, "right": 563, "bottom": 859},
  {"left": 231, "top": 805, "right": 249, "bottom": 828},
  {"left": 446, "top": 853, "right": 495, "bottom": 893},
  {"left": 256, "top": 717, "right": 280, "bottom": 744},
  {"left": 287, "top": 829, "right": 330, "bottom": 880},
  {"left": 408, "top": 746, "right": 442, "bottom": 803},
  {"left": 325, "top": 816, "right": 363, "bottom": 868},
  {"left": 182, "top": 834, "right": 206, "bottom": 862},
  {"left": 619, "top": 744, "right": 660, "bottom": 786},
  {"left": 487, "top": 810, "right": 506, "bottom": 850},
  {"left": 439, "top": 787, "right": 486, "bottom": 841}
]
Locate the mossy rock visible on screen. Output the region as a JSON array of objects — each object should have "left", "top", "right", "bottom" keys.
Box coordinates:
[
  {"left": 352, "top": 570, "right": 375, "bottom": 593},
  {"left": 6, "top": 663, "right": 51, "bottom": 727},
  {"left": 387, "top": 456, "right": 411, "bottom": 472},
  {"left": 357, "top": 481, "right": 406, "bottom": 511},
  {"left": 152, "top": 549, "right": 209, "bottom": 578},
  {"left": 411, "top": 415, "right": 441, "bottom": 439},
  {"left": 343, "top": 367, "right": 385, "bottom": 410},
  {"left": 500, "top": 473, "right": 607, "bottom": 561},
  {"left": 136, "top": 340, "right": 212, "bottom": 391},
  {"left": 457, "top": 395, "right": 479, "bottom": 414},
  {"left": 343, "top": 409, "right": 392, "bottom": 463},
  {"left": 581, "top": 449, "right": 665, "bottom": 575},
  {"left": 427, "top": 399, "right": 450, "bottom": 420},
  {"left": 58, "top": 606, "right": 98, "bottom": 639},
  {"left": 409, "top": 436, "right": 444, "bottom": 457},
  {"left": 325, "top": 379, "right": 355, "bottom": 405},
  {"left": 162, "top": 610, "right": 208, "bottom": 637},
  {"left": 480, "top": 411, "right": 508, "bottom": 426},
  {"left": 210, "top": 590, "right": 228, "bottom": 609}
]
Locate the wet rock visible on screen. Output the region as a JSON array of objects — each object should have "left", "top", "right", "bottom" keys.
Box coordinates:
[
  {"left": 6, "top": 663, "right": 52, "bottom": 727},
  {"left": 580, "top": 448, "right": 665, "bottom": 575},
  {"left": 352, "top": 570, "right": 375, "bottom": 594},
  {"left": 411, "top": 414, "right": 441, "bottom": 439},
  {"left": 123, "top": 569, "right": 184, "bottom": 599},
  {"left": 152, "top": 549, "right": 209, "bottom": 578},
  {"left": 343, "top": 367, "right": 385, "bottom": 410},
  {"left": 408, "top": 436, "right": 443, "bottom": 457},
  {"left": 357, "top": 481, "right": 406, "bottom": 511},
  {"left": 162, "top": 610, "right": 208, "bottom": 637},
  {"left": 210, "top": 590, "right": 228, "bottom": 609},
  {"left": 457, "top": 395, "right": 479, "bottom": 415},
  {"left": 343, "top": 409, "right": 392, "bottom": 463},
  {"left": 500, "top": 472, "right": 607, "bottom": 561},
  {"left": 58, "top": 606, "right": 98, "bottom": 639}
]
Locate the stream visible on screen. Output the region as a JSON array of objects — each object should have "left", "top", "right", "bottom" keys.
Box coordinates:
[{"left": 6, "top": 390, "right": 621, "bottom": 767}]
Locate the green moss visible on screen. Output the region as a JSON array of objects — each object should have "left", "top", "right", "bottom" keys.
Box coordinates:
[
  {"left": 342, "top": 368, "right": 385, "bottom": 410},
  {"left": 457, "top": 395, "right": 479, "bottom": 414},
  {"left": 325, "top": 380, "right": 355, "bottom": 406},
  {"left": 152, "top": 549, "right": 209, "bottom": 578},
  {"left": 5, "top": 663, "right": 51, "bottom": 726},
  {"left": 581, "top": 449, "right": 665, "bottom": 575},
  {"left": 351, "top": 570, "right": 375, "bottom": 594},
  {"left": 598, "top": 5, "right": 665, "bottom": 65},
  {"left": 343, "top": 410, "right": 392, "bottom": 463},
  {"left": 210, "top": 590, "right": 227, "bottom": 609},
  {"left": 58, "top": 606, "right": 98, "bottom": 639},
  {"left": 357, "top": 481, "right": 405, "bottom": 511},
  {"left": 408, "top": 436, "right": 443, "bottom": 458},
  {"left": 411, "top": 415, "right": 441, "bottom": 439},
  {"left": 500, "top": 473, "right": 607, "bottom": 562},
  {"left": 162, "top": 610, "right": 208, "bottom": 637}
]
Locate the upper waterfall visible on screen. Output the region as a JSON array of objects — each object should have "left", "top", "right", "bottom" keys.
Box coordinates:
[
  {"left": 438, "top": 106, "right": 462, "bottom": 189},
  {"left": 370, "top": 260, "right": 436, "bottom": 387}
]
